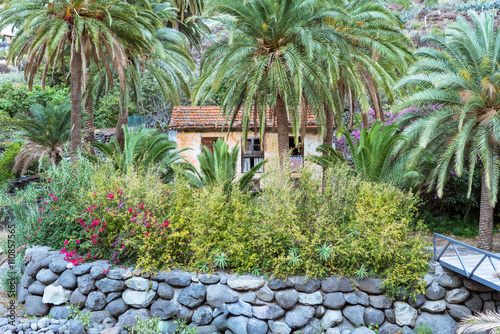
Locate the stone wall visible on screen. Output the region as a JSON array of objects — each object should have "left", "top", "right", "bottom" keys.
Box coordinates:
[{"left": 15, "top": 246, "right": 500, "bottom": 334}]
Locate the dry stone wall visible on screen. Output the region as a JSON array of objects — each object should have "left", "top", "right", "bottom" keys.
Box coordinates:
[{"left": 9, "top": 246, "right": 500, "bottom": 334}]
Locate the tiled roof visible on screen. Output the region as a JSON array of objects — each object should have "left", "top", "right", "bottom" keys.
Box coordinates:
[{"left": 169, "top": 106, "right": 318, "bottom": 131}]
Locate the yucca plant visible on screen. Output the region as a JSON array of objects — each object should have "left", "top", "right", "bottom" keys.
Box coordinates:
[
  {"left": 90, "top": 125, "right": 186, "bottom": 182},
  {"left": 394, "top": 11, "right": 500, "bottom": 250},
  {"left": 13, "top": 103, "right": 71, "bottom": 175},
  {"left": 177, "top": 139, "right": 266, "bottom": 192}
]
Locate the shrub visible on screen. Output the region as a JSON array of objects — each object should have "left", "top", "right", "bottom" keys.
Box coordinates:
[{"left": 0, "top": 141, "right": 23, "bottom": 182}]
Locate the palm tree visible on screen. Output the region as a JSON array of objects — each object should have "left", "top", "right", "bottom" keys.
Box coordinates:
[
  {"left": 194, "top": 0, "right": 347, "bottom": 167},
  {"left": 91, "top": 125, "right": 186, "bottom": 182},
  {"left": 394, "top": 11, "right": 500, "bottom": 250},
  {"left": 177, "top": 139, "right": 266, "bottom": 192},
  {"left": 1, "top": 0, "right": 159, "bottom": 153},
  {"left": 13, "top": 103, "right": 71, "bottom": 175}
]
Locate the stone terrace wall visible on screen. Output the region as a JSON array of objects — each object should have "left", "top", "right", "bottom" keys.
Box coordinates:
[{"left": 15, "top": 246, "right": 500, "bottom": 334}]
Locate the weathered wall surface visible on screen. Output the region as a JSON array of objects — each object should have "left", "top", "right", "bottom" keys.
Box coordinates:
[{"left": 13, "top": 246, "right": 491, "bottom": 334}]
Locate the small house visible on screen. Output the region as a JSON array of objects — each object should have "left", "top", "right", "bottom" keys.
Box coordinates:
[{"left": 169, "top": 106, "right": 326, "bottom": 174}]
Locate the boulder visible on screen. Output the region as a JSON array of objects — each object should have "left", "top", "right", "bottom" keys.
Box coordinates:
[
  {"left": 464, "top": 294, "right": 483, "bottom": 312},
  {"left": 77, "top": 274, "right": 96, "bottom": 294},
  {"left": 165, "top": 271, "right": 192, "bottom": 287},
  {"left": 343, "top": 305, "right": 365, "bottom": 326},
  {"left": 437, "top": 274, "right": 462, "bottom": 289},
  {"left": 89, "top": 310, "right": 111, "bottom": 323},
  {"left": 408, "top": 294, "right": 426, "bottom": 309},
  {"left": 345, "top": 290, "right": 369, "bottom": 306},
  {"left": 275, "top": 289, "right": 299, "bottom": 310},
  {"left": 96, "top": 278, "right": 125, "bottom": 293},
  {"left": 49, "top": 305, "right": 70, "bottom": 319},
  {"left": 206, "top": 284, "right": 239, "bottom": 309},
  {"left": 369, "top": 295, "right": 392, "bottom": 309},
  {"left": 379, "top": 323, "right": 402, "bottom": 334},
  {"left": 90, "top": 261, "right": 110, "bottom": 279},
  {"left": 299, "top": 318, "right": 322, "bottom": 334},
  {"left": 42, "top": 284, "right": 71, "bottom": 305},
  {"left": 463, "top": 278, "right": 493, "bottom": 292},
  {"left": 248, "top": 318, "right": 268, "bottom": 334},
  {"left": 150, "top": 299, "right": 179, "bottom": 320},
  {"left": 36, "top": 269, "right": 59, "bottom": 285},
  {"left": 445, "top": 288, "right": 469, "bottom": 304},
  {"left": 385, "top": 309, "right": 396, "bottom": 324},
  {"left": 256, "top": 286, "right": 274, "bottom": 302},
  {"left": 242, "top": 292, "right": 256, "bottom": 303},
  {"left": 227, "top": 300, "right": 253, "bottom": 317},
  {"left": 179, "top": 306, "right": 193, "bottom": 322},
  {"left": 425, "top": 282, "right": 446, "bottom": 301},
  {"left": 298, "top": 291, "right": 323, "bottom": 305},
  {"left": 25, "top": 294, "right": 49, "bottom": 316},
  {"left": 67, "top": 319, "right": 85, "bottom": 334},
  {"left": 315, "top": 305, "right": 326, "bottom": 318},
  {"left": 157, "top": 282, "right": 175, "bottom": 300},
  {"left": 253, "top": 305, "right": 273, "bottom": 320},
  {"left": 394, "top": 302, "right": 418, "bottom": 327},
  {"left": 178, "top": 282, "right": 206, "bottom": 308},
  {"left": 70, "top": 289, "right": 87, "bottom": 309},
  {"left": 364, "top": 307, "right": 385, "bottom": 325},
  {"left": 122, "top": 289, "right": 156, "bottom": 308},
  {"left": 118, "top": 308, "right": 150, "bottom": 327},
  {"left": 199, "top": 274, "right": 220, "bottom": 285},
  {"left": 227, "top": 315, "right": 249, "bottom": 334},
  {"left": 228, "top": 275, "right": 265, "bottom": 291},
  {"left": 421, "top": 300, "right": 446, "bottom": 313},
  {"left": 85, "top": 291, "right": 107, "bottom": 311},
  {"left": 59, "top": 270, "right": 77, "bottom": 290},
  {"left": 106, "top": 298, "right": 129, "bottom": 317},
  {"left": 285, "top": 305, "right": 315, "bottom": 328},
  {"left": 125, "top": 277, "right": 150, "bottom": 291},
  {"left": 72, "top": 264, "right": 91, "bottom": 276},
  {"left": 324, "top": 292, "right": 346, "bottom": 309},
  {"left": 294, "top": 277, "right": 321, "bottom": 293},
  {"left": 192, "top": 306, "right": 213, "bottom": 325},
  {"left": 321, "top": 309, "right": 343, "bottom": 328},
  {"left": 322, "top": 276, "right": 354, "bottom": 293},
  {"left": 356, "top": 278, "right": 384, "bottom": 294},
  {"left": 268, "top": 278, "right": 294, "bottom": 290},
  {"left": 447, "top": 304, "right": 472, "bottom": 321},
  {"left": 27, "top": 281, "right": 47, "bottom": 296},
  {"left": 48, "top": 260, "right": 68, "bottom": 274},
  {"left": 415, "top": 312, "right": 458, "bottom": 334},
  {"left": 268, "top": 320, "right": 291, "bottom": 334},
  {"left": 106, "top": 292, "right": 121, "bottom": 303},
  {"left": 351, "top": 328, "right": 376, "bottom": 334}
]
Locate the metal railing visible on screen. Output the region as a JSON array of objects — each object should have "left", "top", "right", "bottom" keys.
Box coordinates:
[{"left": 434, "top": 233, "right": 500, "bottom": 288}]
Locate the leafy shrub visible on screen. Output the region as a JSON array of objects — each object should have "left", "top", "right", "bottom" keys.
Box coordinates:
[{"left": 0, "top": 141, "right": 23, "bottom": 182}]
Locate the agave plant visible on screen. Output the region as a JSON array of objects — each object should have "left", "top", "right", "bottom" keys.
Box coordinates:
[
  {"left": 177, "top": 139, "right": 266, "bottom": 192},
  {"left": 13, "top": 103, "right": 71, "bottom": 175},
  {"left": 90, "top": 125, "right": 187, "bottom": 182},
  {"left": 458, "top": 310, "right": 500, "bottom": 334}
]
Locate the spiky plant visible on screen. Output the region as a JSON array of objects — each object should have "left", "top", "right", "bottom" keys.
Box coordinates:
[
  {"left": 458, "top": 310, "right": 500, "bottom": 334},
  {"left": 13, "top": 103, "right": 71, "bottom": 174},
  {"left": 394, "top": 11, "right": 500, "bottom": 251}
]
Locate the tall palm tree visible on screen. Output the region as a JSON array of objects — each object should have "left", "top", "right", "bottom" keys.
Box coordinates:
[
  {"left": 194, "top": 0, "right": 348, "bottom": 167},
  {"left": 394, "top": 11, "right": 500, "bottom": 251},
  {"left": 1, "top": 0, "right": 159, "bottom": 153}
]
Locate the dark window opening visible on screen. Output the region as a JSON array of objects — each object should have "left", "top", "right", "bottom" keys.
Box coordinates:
[
  {"left": 242, "top": 138, "right": 264, "bottom": 173},
  {"left": 201, "top": 137, "right": 218, "bottom": 153},
  {"left": 289, "top": 137, "right": 303, "bottom": 171}
]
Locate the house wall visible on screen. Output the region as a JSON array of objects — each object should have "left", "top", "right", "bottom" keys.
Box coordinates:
[{"left": 170, "top": 130, "right": 323, "bottom": 175}]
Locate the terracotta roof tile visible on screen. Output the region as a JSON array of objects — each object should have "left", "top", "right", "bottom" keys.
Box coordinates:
[{"left": 169, "top": 106, "right": 318, "bottom": 131}]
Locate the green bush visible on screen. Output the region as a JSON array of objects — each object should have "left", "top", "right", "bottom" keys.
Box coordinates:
[{"left": 0, "top": 141, "right": 23, "bottom": 182}]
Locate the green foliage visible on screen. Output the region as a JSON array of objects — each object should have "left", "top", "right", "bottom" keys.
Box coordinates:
[
  {"left": 67, "top": 304, "right": 91, "bottom": 329},
  {"left": 172, "top": 318, "right": 198, "bottom": 334},
  {"left": 94, "top": 90, "right": 122, "bottom": 129},
  {"left": 0, "top": 141, "right": 23, "bottom": 182},
  {"left": 415, "top": 323, "right": 433, "bottom": 334},
  {"left": 125, "top": 315, "right": 161, "bottom": 334},
  {"left": 420, "top": 211, "right": 479, "bottom": 238}
]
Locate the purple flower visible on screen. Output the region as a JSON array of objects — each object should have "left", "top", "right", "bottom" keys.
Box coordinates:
[{"left": 118, "top": 203, "right": 124, "bottom": 208}]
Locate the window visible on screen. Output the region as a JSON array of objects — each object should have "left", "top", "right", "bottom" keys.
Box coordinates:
[
  {"left": 242, "top": 138, "right": 264, "bottom": 173},
  {"left": 201, "top": 137, "right": 218, "bottom": 153},
  {"left": 289, "top": 137, "right": 303, "bottom": 172}
]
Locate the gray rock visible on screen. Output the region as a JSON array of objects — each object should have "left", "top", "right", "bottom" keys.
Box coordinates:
[
  {"left": 268, "top": 278, "right": 294, "bottom": 290},
  {"left": 248, "top": 318, "right": 267, "bottom": 334},
  {"left": 394, "top": 302, "right": 418, "bottom": 327},
  {"left": 104, "top": 269, "right": 123, "bottom": 280},
  {"left": 21, "top": 269, "right": 35, "bottom": 288},
  {"left": 206, "top": 284, "right": 239, "bottom": 309},
  {"left": 85, "top": 291, "right": 107, "bottom": 311},
  {"left": 241, "top": 292, "right": 256, "bottom": 303},
  {"left": 90, "top": 262, "right": 110, "bottom": 279},
  {"left": 227, "top": 300, "right": 252, "bottom": 317},
  {"left": 49, "top": 306, "right": 70, "bottom": 319},
  {"left": 345, "top": 290, "right": 369, "bottom": 306},
  {"left": 118, "top": 308, "right": 150, "bottom": 327},
  {"left": 408, "top": 294, "right": 425, "bottom": 309},
  {"left": 379, "top": 323, "right": 402, "bottom": 334},
  {"left": 227, "top": 315, "right": 248, "bottom": 334},
  {"left": 480, "top": 292, "right": 492, "bottom": 301},
  {"left": 447, "top": 304, "right": 472, "bottom": 321},
  {"left": 385, "top": 309, "right": 395, "bottom": 324},
  {"left": 421, "top": 300, "right": 446, "bottom": 313},
  {"left": 165, "top": 271, "right": 192, "bottom": 287},
  {"left": 464, "top": 278, "right": 493, "bottom": 292},
  {"left": 107, "top": 292, "right": 121, "bottom": 303},
  {"left": 179, "top": 306, "right": 193, "bottom": 322},
  {"left": 253, "top": 305, "right": 273, "bottom": 320},
  {"left": 89, "top": 310, "right": 110, "bottom": 323},
  {"left": 437, "top": 274, "right": 462, "bottom": 289},
  {"left": 228, "top": 275, "right": 265, "bottom": 291},
  {"left": 425, "top": 282, "right": 446, "bottom": 301},
  {"left": 106, "top": 298, "right": 129, "bottom": 317},
  {"left": 356, "top": 278, "right": 384, "bottom": 294},
  {"left": 199, "top": 274, "right": 220, "bottom": 285},
  {"left": 369, "top": 295, "right": 392, "bottom": 309},
  {"left": 77, "top": 274, "right": 96, "bottom": 294},
  {"left": 298, "top": 291, "right": 323, "bottom": 305},
  {"left": 256, "top": 286, "right": 274, "bottom": 302},
  {"left": 364, "top": 307, "right": 384, "bottom": 326},
  {"left": 67, "top": 319, "right": 85, "bottom": 334},
  {"left": 315, "top": 305, "right": 326, "bottom": 318},
  {"left": 42, "top": 284, "right": 71, "bottom": 305},
  {"left": 415, "top": 312, "right": 458, "bottom": 334},
  {"left": 157, "top": 282, "right": 175, "bottom": 300},
  {"left": 445, "top": 288, "right": 469, "bottom": 304},
  {"left": 96, "top": 278, "right": 125, "bottom": 293},
  {"left": 268, "top": 321, "right": 291, "bottom": 334},
  {"left": 324, "top": 292, "right": 346, "bottom": 309},
  {"left": 351, "top": 328, "right": 376, "bottom": 334},
  {"left": 300, "top": 318, "right": 322, "bottom": 334},
  {"left": 192, "top": 306, "right": 213, "bottom": 325},
  {"left": 493, "top": 291, "right": 500, "bottom": 301},
  {"left": 37, "top": 316, "right": 50, "bottom": 328},
  {"left": 275, "top": 289, "right": 298, "bottom": 310},
  {"left": 69, "top": 289, "right": 87, "bottom": 309},
  {"left": 343, "top": 305, "right": 365, "bottom": 326},
  {"left": 213, "top": 314, "right": 229, "bottom": 332},
  {"left": 36, "top": 269, "right": 59, "bottom": 285},
  {"left": 122, "top": 289, "right": 156, "bottom": 308},
  {"left": 49, "top": 260, "right": 68, "bottom": 274},
  {"left": 294, "top": 277, "right": 321, "bottom": 293},
  {"left": 72, "top": 264, "right": 91, "bottom": 276},
  {"left": 125, "top": 277, "right": 150, "bottom": 291},
  {"left": 402, "top": 326, "right": 415, "bottom": 334},
  {"left": 150, "top": 271, "right": 166, "bottom": 281},
  {"left": 465, "top": 293, "right": 483, "bottom": 312},
  {"left": 27, "top": 281, "right": 47, "bottom": 296},
  {"left": 58, "top": 270, "right": 77, "bottom": 290},
  {"left": 263, "top": 303, "right": 285, "bottom": 319},
  {"left": 150, "top": 299, "right": 179, "bottom": 320},
  {"left": 322, "top": 276, "right": 354, "bottom": 293},
  {"left": 321, "top": 309, "right": 343, "bottom": 328},
  {"left": 196, "top": 325, "right": 219, "bottom": 334},
  {"left": 483, "top": 300, "right": 496, "bottom": 312},
  {"left": 285, "top": 305, "right": 315, "bottom": 328},
  {"left": 178, "top": 282, "right": 206, "bottom": 308}
]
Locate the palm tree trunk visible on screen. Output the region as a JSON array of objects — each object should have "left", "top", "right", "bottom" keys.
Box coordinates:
[
  {"left": 276, "top": 95, "right": 289, "bottom": 168},
  {"left": 115, "top": 88, "right": 128, "bottom": 149},
  {"left": 323, "top": 104, "right": 335, "bottom": 148},
  {"left": 70, "top": 36, "right": 83, "bottom": 156},
  {"left": 478, "top": 169, "right": 494, "bottom": 251},
  {"left": 83, "top": 94, "right": 95, "bottom": 155},
  {"left": 348, "top": 88, "right": 354, "bottom": 129}
]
